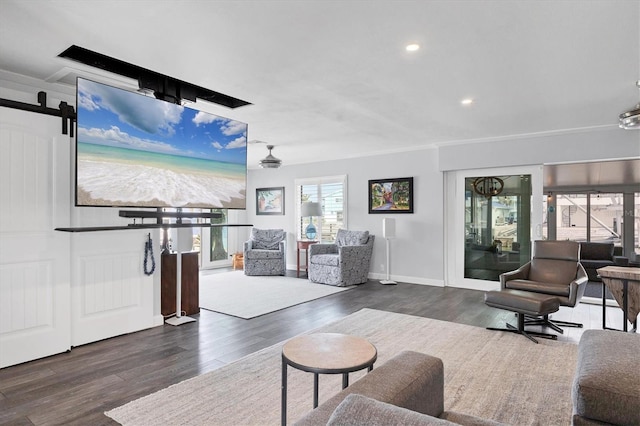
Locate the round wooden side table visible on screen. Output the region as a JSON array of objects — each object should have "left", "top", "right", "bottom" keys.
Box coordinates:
[{"left": 281, "top": 333, "right": 377, "bottom": 425}]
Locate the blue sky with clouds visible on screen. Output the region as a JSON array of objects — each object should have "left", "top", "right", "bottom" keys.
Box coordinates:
[{"left": 76, "top": 78, "right": 247, "bottom": 165}]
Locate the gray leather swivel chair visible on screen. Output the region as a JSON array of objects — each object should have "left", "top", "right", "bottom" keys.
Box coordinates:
[{"left": 500, "top": 240, "right": 588, "bottom": 331}]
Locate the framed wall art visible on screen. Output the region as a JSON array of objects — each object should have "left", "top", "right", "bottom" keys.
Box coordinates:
[
  {"left": 256, "top": 187, "right": 285, "bottom": 215},
  {"left": 368, "top": 177, "right": 414, "bottom": 214}
]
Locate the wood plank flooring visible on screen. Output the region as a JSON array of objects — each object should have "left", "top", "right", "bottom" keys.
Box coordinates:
[{"left": 0, "top": 272, "right": 629, "bottom": 425}]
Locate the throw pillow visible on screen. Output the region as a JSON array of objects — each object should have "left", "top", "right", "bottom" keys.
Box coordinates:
[
  {"left": 335, "top": 229, "right": 369, "bottom": 246},
  {"left": 327, "top": 394, "right": 456, "bottom": 426},
  {"left": 251, "top": 228, "right": 285, "bottom": 250}
]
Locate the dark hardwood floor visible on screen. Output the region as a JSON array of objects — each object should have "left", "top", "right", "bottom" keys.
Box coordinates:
[{"left": 0, "top": 271, "right": 622, "bottom": 425}]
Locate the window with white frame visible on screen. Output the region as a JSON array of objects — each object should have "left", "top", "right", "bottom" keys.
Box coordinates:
[{"left": 295, "top": 175, "right": 347, "bottom": 242}]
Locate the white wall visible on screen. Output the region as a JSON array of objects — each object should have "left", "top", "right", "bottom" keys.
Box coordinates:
[
  {"left": 438, "top": 126, "right": 639, "bottom": 171},
  {"left": 245, "top": 125, "right": 639, "bottom": 287},
  {"left": 246, "top": 148, "right": 445, "bottom": 286}
]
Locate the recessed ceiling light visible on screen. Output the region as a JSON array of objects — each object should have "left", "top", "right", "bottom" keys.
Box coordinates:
[
  {"left": 461, "top": 98, "right": 474, "bottom": 105},
  {"left": 406, "top": 44, "right": 420, "bottom": 52}
]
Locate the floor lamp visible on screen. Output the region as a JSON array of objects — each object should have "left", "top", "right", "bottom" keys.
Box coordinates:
[
  {"left": 165, "top": 223, "right": 197, "bottom": 326},
  {"left": 380, "top": 218, "right": 397, "bottom": 285}
]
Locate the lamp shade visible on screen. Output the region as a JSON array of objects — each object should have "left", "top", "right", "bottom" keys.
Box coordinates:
[
  {"left": 301, "top": 202, "right": 322, "bottom": 217},
  {"left": 177, "top": 220, "right": 193, "bottom": 252},
  {"left": 301, "top": 202, "right": 322, "bottom": 239},
  {"left": 382, "top": 218, "right": 396, "bottom": 239}
]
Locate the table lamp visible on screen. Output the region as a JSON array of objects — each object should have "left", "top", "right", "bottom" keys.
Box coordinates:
[{"left": 301, "top": 202, "right": 322, "bottom": 239}]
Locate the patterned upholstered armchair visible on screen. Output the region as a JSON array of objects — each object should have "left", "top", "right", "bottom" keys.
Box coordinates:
[
  {"left": 243, "top": 228, "right": 286, "bottom": 276},
  {"left": 308, "top": 229, "right": 375, "bottom": 286}
]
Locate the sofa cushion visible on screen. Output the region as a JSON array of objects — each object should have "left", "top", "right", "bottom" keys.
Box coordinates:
[
  {"left": 580, "top": 242, "right": 614, "bottom": 261},
  {"left": 310, "top": 253, "right": 339, "bottom": 267},
  {"left": 579, "top": 259, "right": 614, "bottom": 270},
  {"left": 250, "top": 228, "right": 285, "bottom": 250},
  {"left": 572, "top": 330, "right": 640, "bottom": 425},
  {"left": 441, "top": 411, "right": 506, "bottom": 426},
  {"left": 294, "top": 351, "right": 444, "bottom": 425},
  {"left": 335, "top": 229, "right": 369, "bottom": 246},
  {"left": 327, "top": 394, "right": 456, "bottom": 426},
  {"left": 244, "top": 249, "right": 284, "bottom": 260}
]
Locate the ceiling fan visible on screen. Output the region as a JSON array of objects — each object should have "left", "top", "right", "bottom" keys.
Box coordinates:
[{"left": 619, "top": 80, "right": 640, "bottom": 130}]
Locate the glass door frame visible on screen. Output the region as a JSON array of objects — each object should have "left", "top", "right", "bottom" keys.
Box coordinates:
[
  {"left": 200, "top": 209, "right": 241, "bottom": 269},
  {"left": 445, "top": 165, "right": 543, "bottom": 291}
]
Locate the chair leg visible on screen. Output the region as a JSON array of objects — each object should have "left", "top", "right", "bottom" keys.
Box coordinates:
[
  {"left": 525, "top": 314, "right": 582, "bottom": 330},
  {"left": 488, "top": 313, "right": 558, "bottom": 344},
  {"left": 524, "top": 314, "right": 564, "bottom": 334},
  {"left": 548, "top": 317, "right": 583, "bottom": 328}
]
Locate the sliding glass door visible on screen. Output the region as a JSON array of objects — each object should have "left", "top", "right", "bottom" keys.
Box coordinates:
[
  {"left": 445, "top": 165, "right": 543, "bottom": 291},
  {"left": 549, "top": 192, "right": 629, "bottom": 251},
  {"left": 200, "top": 209, "right": 239, "bottom": 269},
  {"left": 464, "top": 175, "right": 532, "bottom": 281}
]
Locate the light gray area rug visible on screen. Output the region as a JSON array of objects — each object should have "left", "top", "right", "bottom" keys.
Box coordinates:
[
  {"left": 105, "top": 308, "right": 578, "bottom": 426},
  {"left": 198, "top": 271, "right": 351, "bottom": 319}
]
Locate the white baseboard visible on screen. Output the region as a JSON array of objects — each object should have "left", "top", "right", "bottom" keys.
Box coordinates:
[
  {"left": 153, "top": 314, "right": 165, "bottom": 327},
  {"left": 368, "top": 272, "right": 444, "bottom": 287}
]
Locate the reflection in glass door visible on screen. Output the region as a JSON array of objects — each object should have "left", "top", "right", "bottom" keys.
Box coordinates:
[
  {"left": 464, "top": 175, "right": 532, "bottom": 281},
  {"left": 552, "top": 193, "right": 623, "bottom": 245},
  {"left": 210, "top": 209, "right": 228, "bottom": 262},
  {"left": 198, "top": 209, "right": 238, "bottom": 269}
]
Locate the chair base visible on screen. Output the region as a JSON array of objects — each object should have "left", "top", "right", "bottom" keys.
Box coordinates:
[
  {"left": 525, "top": 314, "right": 583, "bottom": 330},
  {"left": 487, "top": 313, "right": 558, "bottom": 344}
]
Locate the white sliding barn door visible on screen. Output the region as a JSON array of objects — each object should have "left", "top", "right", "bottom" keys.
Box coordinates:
[
  {"left": 70, "top": 230, "right": 159, "bottom": 347},
  {"left": 0, "top": 107, "right": 71, "bottom": 368}
]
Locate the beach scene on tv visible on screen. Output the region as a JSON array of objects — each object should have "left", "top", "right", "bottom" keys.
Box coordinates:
[{"left": 76, "top": 78, "right": 247, "bottom": 209}]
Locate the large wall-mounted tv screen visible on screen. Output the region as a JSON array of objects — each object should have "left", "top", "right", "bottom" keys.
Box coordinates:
[{"left": 75, "top": 77, "right": 247, "bottom": 209}]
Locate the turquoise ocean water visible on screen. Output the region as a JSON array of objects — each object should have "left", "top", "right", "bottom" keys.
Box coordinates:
[{"left": 77, "top": 142, "right": 246, "bottom": 179}]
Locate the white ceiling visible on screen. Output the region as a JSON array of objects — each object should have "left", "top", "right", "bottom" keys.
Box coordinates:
[{"left": 0, "top": 0, "right": 638, "bottom": 169}]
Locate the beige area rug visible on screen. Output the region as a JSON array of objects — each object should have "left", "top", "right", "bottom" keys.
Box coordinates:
[
  {"left": 198, "top": 271, "right": 351, "bottom": 319},
  {"left": 105, "top": 308, "right": 578, "bottom": 425}
]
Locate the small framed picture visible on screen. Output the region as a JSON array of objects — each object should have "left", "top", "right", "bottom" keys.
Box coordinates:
[
  {"left": 256, "top": 187, "right": 285, "bottom": 215},
  {"left": 368, "top": 177, "right": 414, "bottom": 214}
]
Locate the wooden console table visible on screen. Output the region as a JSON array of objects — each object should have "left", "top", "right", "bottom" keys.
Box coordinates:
[
  {"left": 598, "top": 266, "right": 640, "bottom": 332},
  {"left": 161, "top": 251, "right": 200, "bottom": 316}
]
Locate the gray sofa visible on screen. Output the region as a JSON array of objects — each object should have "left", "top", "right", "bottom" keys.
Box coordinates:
[
  {"left": 572, "top": 330, "right": 640, "bottom": 425},
  {"left": 579, "top": 242, "right": 628, "bottom": 282},
  {"left": 295, "top": 331, "right": 640, "bottom": 426},
  {"left": 294, "top": 351, "right": 503, "bottom": 426}
]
